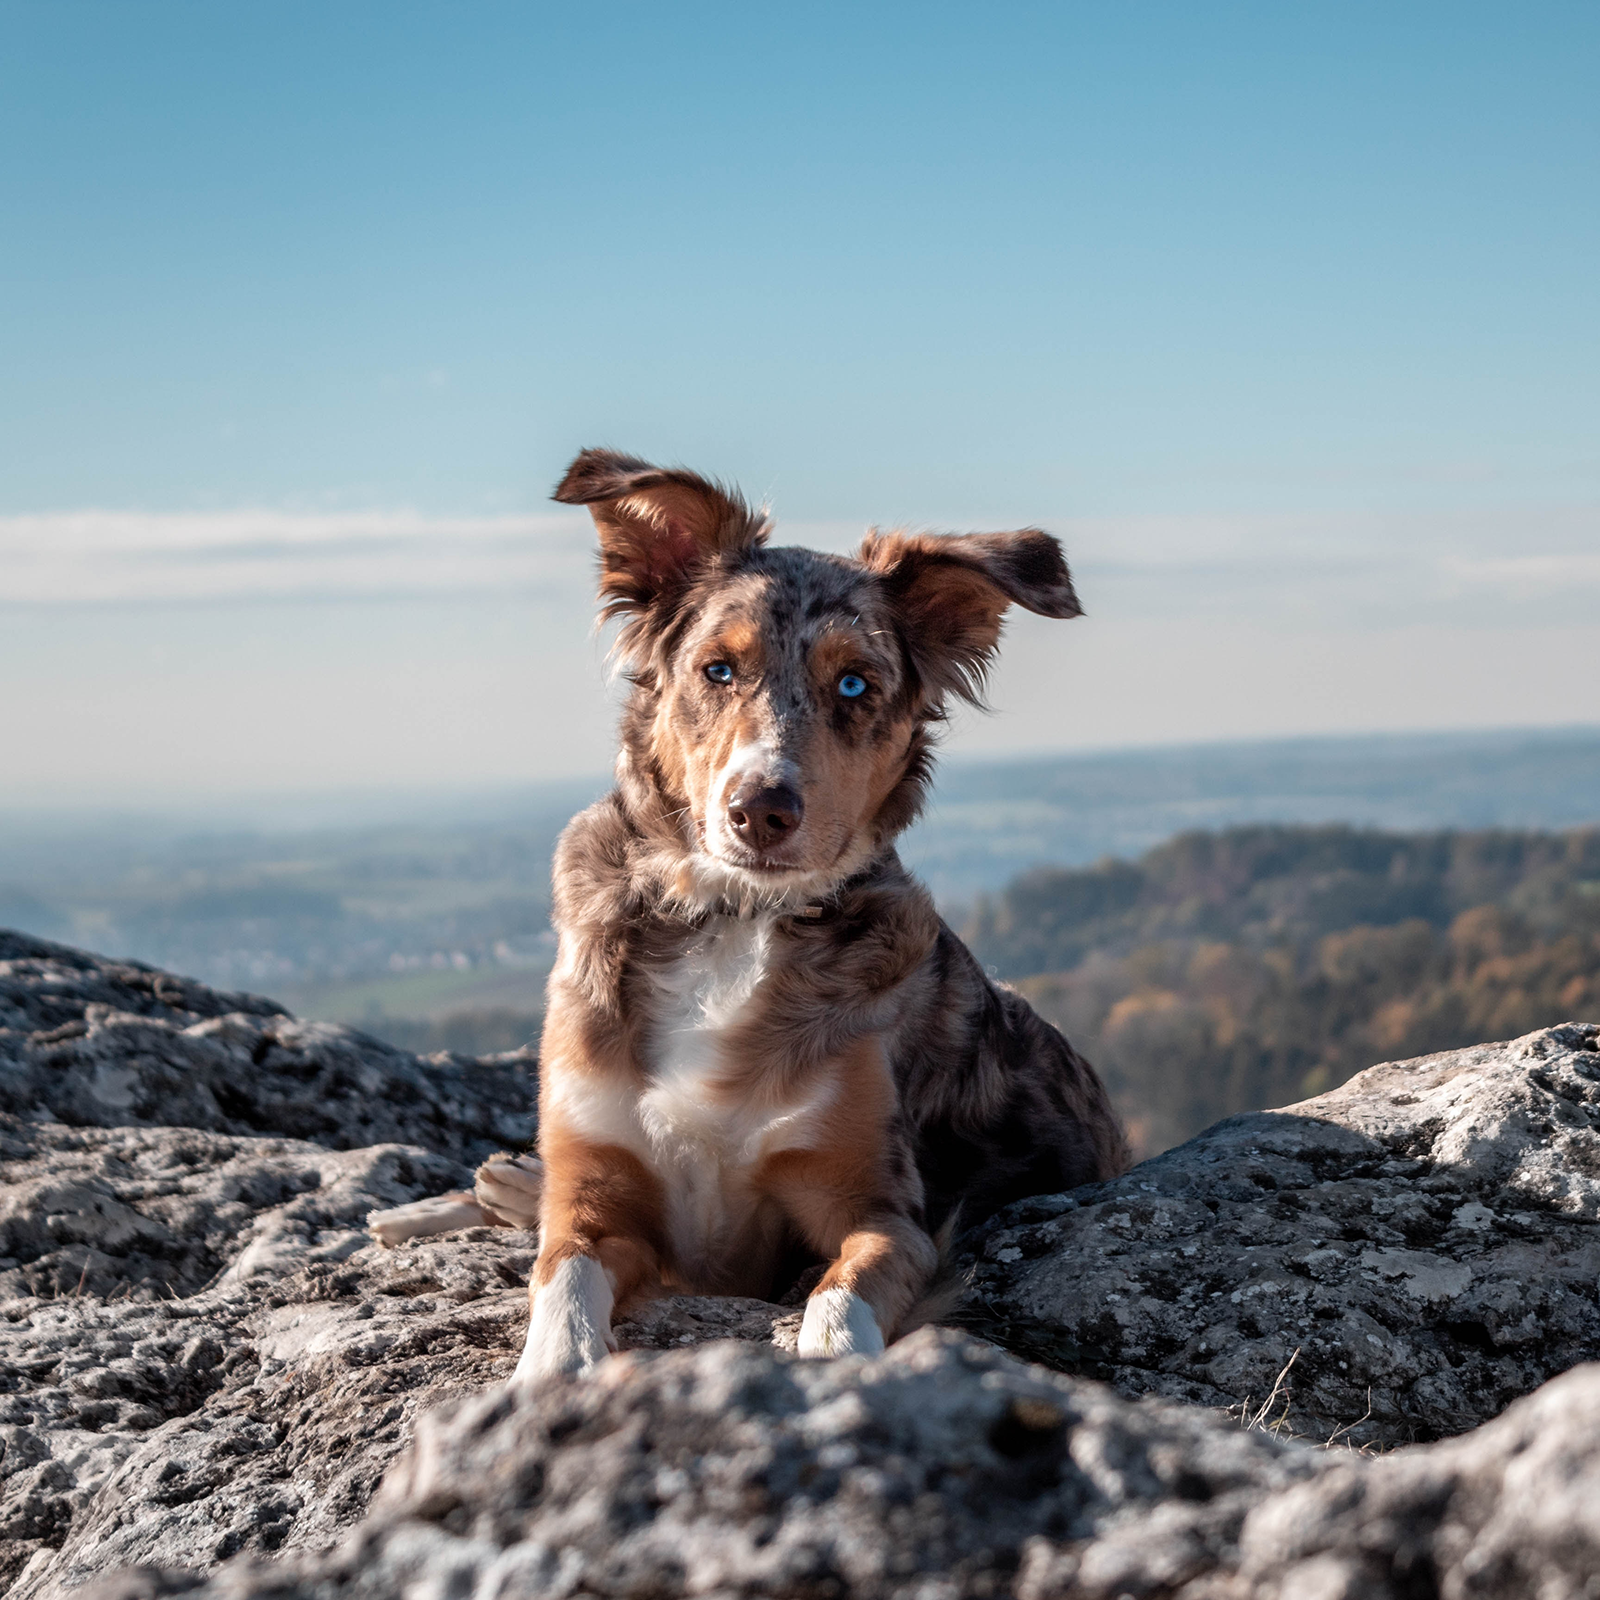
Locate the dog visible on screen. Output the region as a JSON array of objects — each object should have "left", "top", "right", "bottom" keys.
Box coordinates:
[{"left": 368, "top": 449, "right": 1128, "bottom": 1383}]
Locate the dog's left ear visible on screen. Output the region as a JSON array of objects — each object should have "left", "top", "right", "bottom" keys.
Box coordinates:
[
  {"left": 553, "top": 449, "right": 768, "bottom": 629},
  {"left": 860, "top": 529, "right": 1082, "bottom": 708}
]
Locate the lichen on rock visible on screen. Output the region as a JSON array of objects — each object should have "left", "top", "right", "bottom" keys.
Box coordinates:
[{"left": 962, "top": 1020, "right": 1600, "bottom": 1448}]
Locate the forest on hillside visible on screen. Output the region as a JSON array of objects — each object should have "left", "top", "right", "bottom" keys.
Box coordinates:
[
  {"left": 9, "top": 806, "right": 1596, "bottom": 1163},
  {"left": 961, "top": 825, "right": 1600, "bottom": 1158}
]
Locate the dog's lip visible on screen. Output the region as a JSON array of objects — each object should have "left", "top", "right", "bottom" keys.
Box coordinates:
[{"left": 705, "top": 842, "right": 808, "bottom": 876}]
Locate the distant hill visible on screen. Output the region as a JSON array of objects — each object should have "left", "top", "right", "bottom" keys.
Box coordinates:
[
  {"left": 903, "top": 725, "right": 1600, "bottom": 902},
  {"left": 962, "top": 824, "right": 1600, "bottom": 1158},
  {"left": 2, "top": 728, "right": 1597, "bottom": 1067}
]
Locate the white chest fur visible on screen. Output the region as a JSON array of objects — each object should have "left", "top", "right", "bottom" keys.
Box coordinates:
[
  {"left": 543, "top": 913, "right": 834, "bottom": 1282},
  {"left": 644, "top": 913, "right": 769, "bottom": 1126},
  {"left": 638, "top": 913, "right": 827, "bottom": 1268}
]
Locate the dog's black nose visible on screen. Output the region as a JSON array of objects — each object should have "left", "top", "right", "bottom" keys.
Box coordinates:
[{"left": 727, "top": 783, "right": 804, "bottom": 852}]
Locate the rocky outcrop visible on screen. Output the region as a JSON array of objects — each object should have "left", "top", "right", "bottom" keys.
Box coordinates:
[
  {"left": 0, "top": 930, "right": 533, "bottom": 1596},
  {"left": 2, "top": 928, "right": 1598, "bottom": 1598},
  {"left": 0, "top": 931, "right": 537, "bottom": 1163},
  {"left": 84, "top": 1332, "right": 1600, "bottom": 1600},
  {"left": 962, "top": 1021, "right": 1600, "bottom": 1447}
]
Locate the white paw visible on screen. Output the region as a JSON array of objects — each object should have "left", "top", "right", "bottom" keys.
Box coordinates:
[
  {"left": 366, "top": 1194, "right": 484, "bottom": 1247},
  {"left": 798, "top": 1286, "right": 886, "bottom": 1358},
  {"left": 510, "top": 1255, "right": 616, "bottom": 1387},
  {"left": 475, "top": 1153, "right": 544, "bottom": 1230}
]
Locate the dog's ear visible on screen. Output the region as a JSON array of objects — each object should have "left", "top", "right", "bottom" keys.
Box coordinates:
[
  {"left": 860, "top": 528, "right": 1082, "bottom": 708},
  {"left": 553, "top": 449, "right": 768, "bottom": 626}
]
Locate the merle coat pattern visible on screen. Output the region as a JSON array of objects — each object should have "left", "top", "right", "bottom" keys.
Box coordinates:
[{"left": 369, "top": 449, "right": 1128, "bottom": 1379}]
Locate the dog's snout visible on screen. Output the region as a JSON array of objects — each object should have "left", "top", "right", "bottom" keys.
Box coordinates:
[{"left": 727, "top": 782, "right": 804, "bottom": 852}]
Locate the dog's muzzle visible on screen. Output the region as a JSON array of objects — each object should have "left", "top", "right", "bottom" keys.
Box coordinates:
[{"left": 726, "top": 779, "right": 804, "bottom": 856}]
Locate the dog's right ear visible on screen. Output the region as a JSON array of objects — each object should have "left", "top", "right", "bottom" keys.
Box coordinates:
[{"left": 553, "top": 449, "right": 768, "bottom": 629}]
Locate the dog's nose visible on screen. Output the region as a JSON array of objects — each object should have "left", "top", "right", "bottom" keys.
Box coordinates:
[{"left": 727, "top": 782, "right": 804, "bottom": 852}]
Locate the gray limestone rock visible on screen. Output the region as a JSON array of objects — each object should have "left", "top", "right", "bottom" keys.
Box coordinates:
[
  {"left": 962, "top": 1022, "right": 1600, "bottom": 1448},
  {"left": 1233, "top": 1359, "right": 1600, "bottom": 1599},
  {"left": 0, "top": 1120, "right": 521, "bottom": 1596},
  {"left": 76, "top": 1335, "right": 1600, "bottom": 1600},
  {"left": 0, "top": 931, "right": 537, "bottom": 1162},
  {"left": 0, "top": 1111, "right": 792, "bottom": 1597},
  {"left": 0, "top": 933, "right": 798, "bottom": 1595},
  {"left": 82, "top": 1330, "right": 1331, "bottom": 1600},
  {"left": 3, "top": 931, "right": 1598, "bottom": 1598}
]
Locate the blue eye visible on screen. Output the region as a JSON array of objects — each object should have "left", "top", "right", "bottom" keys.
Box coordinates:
[
  {"left": 838, "top": 674, "right": 867, "bottom": 699},
  {"left": 704, "top": 662, "right": 734, "bottom": 685}
]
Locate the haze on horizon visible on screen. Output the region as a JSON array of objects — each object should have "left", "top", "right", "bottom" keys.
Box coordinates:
[{"left": 2, "top": 2, "right": 1596, "bottom": 806}]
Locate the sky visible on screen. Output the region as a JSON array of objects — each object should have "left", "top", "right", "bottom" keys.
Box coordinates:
[{"left": 2, "top": 1, "right": 1597, "bottom": 806}]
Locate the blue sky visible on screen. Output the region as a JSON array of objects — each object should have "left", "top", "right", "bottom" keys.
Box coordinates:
[{"left": 2, "top": 2, "right": 1597, "bottom": 801}]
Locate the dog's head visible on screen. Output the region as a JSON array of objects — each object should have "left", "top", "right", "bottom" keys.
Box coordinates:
[{"left": 555, "top": 449, "right": 1081, "bottom": 902}]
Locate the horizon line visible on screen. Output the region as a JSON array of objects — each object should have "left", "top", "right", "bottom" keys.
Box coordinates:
[{"left": 2, "top": 721, "right": 1598, "bottom": 829}]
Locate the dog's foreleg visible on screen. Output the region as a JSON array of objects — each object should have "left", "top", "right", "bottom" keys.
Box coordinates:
[
  {"left": 514, "top": 1250, "right": 615, "bottom": 1385},
  {"left": 512, "top": 1233, "right": 665, "bottom": 1386},
  {"left": 510, "top": 1137, "right": 666, "bottom": 1388},
  {"left": 763, "top": 1038, "right": 939, "bottom": 1357},
  {"left": 796, "top": 1215, "right": 938, "bottom": 1357},
  {"left": 765, "top": 1157, "right": 938, "bottom": 1356}
]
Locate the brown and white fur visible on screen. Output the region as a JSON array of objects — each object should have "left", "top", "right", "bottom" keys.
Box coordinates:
[{"left": 369, "top": 449, "right": 1128, "bottom": 1383}]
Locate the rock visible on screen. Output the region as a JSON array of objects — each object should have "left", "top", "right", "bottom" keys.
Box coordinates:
[
  {"left": 1233, "top": 1358, "right": 1600, "bottom": 1599},
  {"left": 0, "top": 930, "right": 541, "bottom": 1594},
  {"left": 3, "top": 931, "right": 1598, "bottom": 1598},
  {"left": 0, "top": 1119, "right": 466, "bottom": 1303},
  {"left": 612, "top": 1293, "right": 803, "bottom": 1353},
  {"left": 0, "top": 934, "right": 786, "bottom": 1596},
  {"left": 0, "top": 1119, "right": 525, "bottom": 1597},
  {"left": 0, "top": 1111, "right": 788, "bottom": 1598},
  {"left": 0, "top": 930, "right": 538, "bottom": 1161},
  {"left": 76, "top": 1334, "right": 1600, "bottom": 1600},
  {"left": 81, "top": 1330, "right": 1328, "bottom": 1600},
  {"left": 963, "top": 1022, "right": 1600, "bottom": 1448}
]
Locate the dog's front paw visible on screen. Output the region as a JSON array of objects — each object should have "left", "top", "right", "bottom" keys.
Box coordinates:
[
  {"left": 798, "top": 1286, "right": 886, "bottom": 1357},
  {"left": 510, "top": 1254, "right": 616, "bottom": 1387}
]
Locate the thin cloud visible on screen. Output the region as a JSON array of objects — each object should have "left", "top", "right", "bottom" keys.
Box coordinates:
[
  {"left": 2, "top": 506, "right": 1595, "bottom": 625},
  {"left": 0, "top": 509, "right": 594, "bottom": 605},
  {"left": 1444, "top": 552, "right": 1600, "bottom": 594}
]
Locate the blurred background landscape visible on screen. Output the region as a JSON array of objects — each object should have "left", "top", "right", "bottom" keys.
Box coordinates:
[
  {"left": 3, "top": 4, "right": 1596, "bottom": 1159},
  {"left": 5, "top": 724, "right": 1598, "bottom": 1157}
]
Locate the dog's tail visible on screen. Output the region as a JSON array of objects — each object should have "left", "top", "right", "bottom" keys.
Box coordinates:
[{"left": 894, "top": 1209, "right": 973, "bottom": 1339}]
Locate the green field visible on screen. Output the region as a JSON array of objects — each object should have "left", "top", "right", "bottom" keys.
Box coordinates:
[{"left": 278, "top": 961, "right": 547, "bottom": 1028}]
